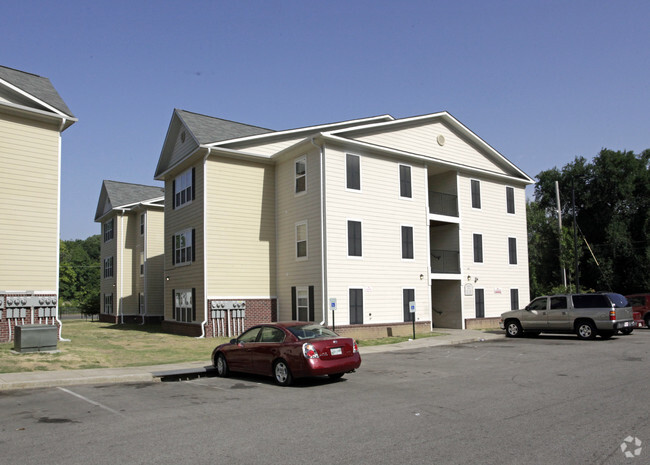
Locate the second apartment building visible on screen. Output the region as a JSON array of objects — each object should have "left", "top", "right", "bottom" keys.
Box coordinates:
[{"left": 154, "top": 110, "right": 534, "bottom": 338}]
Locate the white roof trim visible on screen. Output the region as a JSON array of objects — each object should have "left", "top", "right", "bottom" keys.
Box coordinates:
[
  {"left": 0, "top": 77, "right": 72, "bottom": 118},
  {"left": 205, "top": 114, "right": 394, "bottom": 147}
]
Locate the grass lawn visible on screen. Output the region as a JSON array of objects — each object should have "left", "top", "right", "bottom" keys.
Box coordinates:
[{"left": 0, "top": 320, "right": 444, "bottom": 374}]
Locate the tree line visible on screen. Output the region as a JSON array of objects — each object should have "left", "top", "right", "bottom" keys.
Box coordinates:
[{"left": 59, "top": 234, "right": 100, "bottom": 315}]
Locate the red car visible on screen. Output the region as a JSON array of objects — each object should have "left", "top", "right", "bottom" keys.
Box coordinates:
[
  {"left": 626, "top": 294, "right": 650, "bottom": 328},
  {"left": 211, "top": 322, "right": 361, "bottom": 386}
]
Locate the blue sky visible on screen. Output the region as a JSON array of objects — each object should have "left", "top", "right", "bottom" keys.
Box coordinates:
[{"left": 3, "top": 1, "right": 648, "bottom": 239}]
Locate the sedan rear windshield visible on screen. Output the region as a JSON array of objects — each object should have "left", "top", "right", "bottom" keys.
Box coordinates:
[{"left": 288, "top": 324, "right": 338, "bottom": 340}]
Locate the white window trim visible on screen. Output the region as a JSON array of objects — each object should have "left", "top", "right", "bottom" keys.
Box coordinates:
[
  {"left": 174, "top": 168, "right": 193, "bottom": 209},
  {"left": 398, "top": 163, "right": 413, "bottom": 200},
  {"left": 506, "top": 186, "right": 516, "bottom": 215},
  {"left": 470, "top": 178, "right": 482, "bottom": 210},
  {"left": 174, "top": 288, "right": 193, "bottom": 322},
  {"left": 103, "top": 256, "right": 114, "bottom": 278},
  {"left": 295, "top": 220, "right": 308, "bottom": 261},
  {"left": 401, "top": 224, "right": 415, "bottom": 261},
  {"left": 295, "top": 156, "right": 307, "bottom": 196},
  {"left": 345, "top": 153, "right": 362, "bottom": 192},
  {"left": 296, "top": 286, "right": 309, "bottom": 321},
  {"left": 103, "top": 219, "right": 114, "bottom": 242},
  {"left": 347, "top": 218, "right": 363, "bottom": 259},
  {"left": 173, "top": 229, "right": 193, "bottom": 267}
]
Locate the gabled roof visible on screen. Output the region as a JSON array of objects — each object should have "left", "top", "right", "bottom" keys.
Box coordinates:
[
  {"left": 176, "top": 109, "right": 273, "bottom": 145},
  {"left": 0, "top": 65, "right": 75, "bottom": 120},
  {"left": 94, "top": 180, "right": 164, "bottom": 221}
]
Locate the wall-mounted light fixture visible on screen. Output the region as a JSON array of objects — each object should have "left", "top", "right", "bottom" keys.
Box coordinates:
[
  {"left": 419, "top": 274, "right": 424, "bottom": 280},
  {"left": 165, "top": 276, "right": 170, "bottom": 281}
]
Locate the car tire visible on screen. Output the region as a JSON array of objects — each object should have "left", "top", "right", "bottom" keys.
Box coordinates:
[
  {"left": 273, "top": 359, "right": 293, "bottom": 386},
  {"left": 599, "top": 331, "right": 614, "bottom": 339},
  {"left": 328, "top": 373, "right": 345, "bottom": 380},
  {"left": 620, "top": 327, "right": 633, "bottom": 335},
  {"left": 215, "top": 353, "right": 229, "bottom": 377},
  {"left": 576, "top": 321, "right": 597, "bottom": 340},
  {"left": 505, "top": 320, "right": 523, "bottom": 338},
  {"left": 645, "top": 314, "right": 650, "bottom": 328}
]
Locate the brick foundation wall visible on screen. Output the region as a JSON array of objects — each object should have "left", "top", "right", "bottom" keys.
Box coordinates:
[
  {"left": 464, "top": 317, "right": 501, "bottom": 330},
  {"left": 1, "top": 293, "right": 61, "bottom": 343},
  {"left": 99, "top": 313, "right": 119, "bottom": 324},
  {"left": 330, "top": 321, "right": 432, "bottom": 340},
  {"left": 161, "top": 320, "right": 203, "bottom": 337},
  {"left": 203, "top": 298, "right": 277, "bottom": 338}
]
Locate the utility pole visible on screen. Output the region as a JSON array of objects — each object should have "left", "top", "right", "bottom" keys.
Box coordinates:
[
  {"left": 555, "top": 181, "right": 567, "bottom": 287},
  {"left": 571, "top": 177, "right": 580, "bottom": 293}
]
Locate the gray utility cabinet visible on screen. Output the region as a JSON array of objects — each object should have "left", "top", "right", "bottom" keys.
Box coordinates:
[{"left": 14, "top": 325, "right": 58, "bottom": 353}]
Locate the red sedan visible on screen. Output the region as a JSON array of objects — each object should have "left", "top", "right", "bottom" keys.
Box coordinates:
[{"left": 211, "top": 322, "right": 361, "bottom": 386}]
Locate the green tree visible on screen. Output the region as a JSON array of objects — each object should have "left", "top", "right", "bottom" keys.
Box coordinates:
[{"left": 59, "top": 235, "right": 100, "bottom": 309}]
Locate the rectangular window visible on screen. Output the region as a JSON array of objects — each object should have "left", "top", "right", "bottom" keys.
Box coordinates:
[
  {"left": 399, "top": 164, "right": 412, "bottom": 198},
  {"left": 103, "top": 219, "right": 114, "bottom": 242},
  {"left": 347, "top": 220, "right": 362, "bottom": 257},
  {"left": 403, "top": 288, "right": 415, "bottom": 322},
  {"left": 473, "top": 234, "right": 483, "bottom": 263},
  {"left": 296, "top": 222, "right": 307, "bottom": 259},
  {"left": 475, "top": 289, "right": 485, "bottom": 318},
  {"left": 401, "top": 226, "right": 414, "bottom": 259},
  {"left": 349, "top": 288, "right": 363, "bottom": 324},
  {"left": 103, "top": 257, "right": 113, "bottom": 278},
  {"left": 174, "top": 168, "right": 194, "bottom": 208},
  {"left": 140, "top": 213, "right": 145, "bottom": 235},
  {"left": 174, "top": 289, "right": 194, "bottom": 322},
  {"left": 346, "top": 154, "right": 360, "bottom": 190},
  {"left": 103, "top": 294, "right": 113, "bottom": 314},
  {"left": 506, "top": 186, "right": 515, "bottom": 214},
  {"left": 471, "top": 180, "right": 481, "bottom": 209},
  {"left": 508, "top": 237, "right": 518, "bottom": 264},
  {"left": 291, "top": 286, "right": 315, "bottom": 321},
  {"left": 510, "top": 289, "right": 519, "bottom": 310},
  {"left": 173, "top": 229, "right": 194, "bottom": 265},
  {"left": 139, "top": 252, "right": 144, "bottom": 276},
  {"left": 297, "top": 288, "right": 309, "bottom": 321},
  {"left": 295, "top": 157, "right": 306, "bottom": 193}
]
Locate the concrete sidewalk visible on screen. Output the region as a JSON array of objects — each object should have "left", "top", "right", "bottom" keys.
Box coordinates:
[{"left": 0, "top": 328, "right": 502, "bottom": 391}]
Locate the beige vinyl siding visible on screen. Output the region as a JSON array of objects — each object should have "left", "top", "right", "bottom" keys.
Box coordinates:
[
  {"left": 458, "top": 174, "right": 530, "bottom": 321},
  {"left": 0, "top": 114, "right": 60, "bottom": 290},
  {"left": 205, "top": 156, "right": 276, "bottom": 296},
  {"left": 324, "top": 145, "right": 430, "bottom": 325},
  {"left": 145, "top": 208, "right": 165, "bottom": 316},
  {"left": 118, "top": 214, "right": 135, "bottom": 315},
  {"left": 275, "top": 149, "right": 323, "bottom": 321},
  {"left": 168, "top": 126, "right": 198, "bottom": 172},
  {"left": 226, "top": 135, "right": 305, "bottom": 157},
  {"left": 164, "top": 161, "right": 205, "bottom": 321},
  {"left": 351, "top": 120, "right": 510, "bottom": 176}
]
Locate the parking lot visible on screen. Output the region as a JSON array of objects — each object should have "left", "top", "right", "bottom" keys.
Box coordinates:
[{"left": 1, "top": 330, "right": 648, "bottom": 464}]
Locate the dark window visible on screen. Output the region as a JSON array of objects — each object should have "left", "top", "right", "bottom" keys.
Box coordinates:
[
  {"left": 528, "top": 297, "right": 547, "bottom": 311},
  {"left": 510, "top": 289, "right": 519, "bottom": 310},
  {"left": 103, "top": 219, "right": 114, "bottom": 242},
  {"left": 259, "top": 327, "right": 286, "bottom": 343},
  {"left": 471, "top": 180, "right": 481, "bottom": 209},
  {"left": 550, "top": 297, "right": 568, "bottom": 309},
  {"left": 508, "top": 237, "right": 517, "bottom": 264},
  {"left": 346, "top": 154, "right": 360, "bottom": 190},
  {"left": 399, "top": 165, "right": 412, "bottom": 198},
  {"left": 572, "top": 294, "right": 610, "bottom": 309},
  {"left": 506, "top": 187, "right": 515, "bottom": 214},
  {"left": 401, "top": 226, "right": 414, "bottom": 259},
  {"left": 238, "top": 327, "right": 262, "bottom": 343},
  {"left": 295, "top": 158, "right": 306, "bottom": 193},
  {"left": 403, "top": 289, "right": 415, "bottom": 322},
  {"left": 348, "top": 221, "right": 362, "bottom": 257},
  {"left": 475, "top": 289, "right": 485, "bottom": 318},
  {"left": 473, "top": 234, "right": 483, "bottom": 263},
  {"left": 349, "top": 288, "right": 363, "bottom": 324}
]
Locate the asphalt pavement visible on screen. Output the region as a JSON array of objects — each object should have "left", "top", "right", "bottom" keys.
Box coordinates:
[{"left": 0, "top": 328, "right": 502, "bottom": 391}]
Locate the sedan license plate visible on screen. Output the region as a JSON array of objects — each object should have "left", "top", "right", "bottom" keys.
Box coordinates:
[{"left": 330, "top": 347, "right": 342, "bottom": 356}]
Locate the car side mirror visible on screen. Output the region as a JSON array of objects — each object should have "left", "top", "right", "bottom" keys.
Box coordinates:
[
  {"left": 229, "top": 338, "right": 237, "bottom": 344},
  {"left": 525, "top": 306, "right": 530, "bottom": 311}
]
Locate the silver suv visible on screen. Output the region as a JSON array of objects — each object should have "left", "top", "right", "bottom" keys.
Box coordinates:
[{"left": 499, "top": 293, "right": 634, "bottom": 340}]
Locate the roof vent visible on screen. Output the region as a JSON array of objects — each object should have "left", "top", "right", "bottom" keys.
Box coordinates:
[
  {"left": 180, "top": 131, "right": 186, "bottom": 143},
  {"left": 437, "top": 135, "right": 446, "bottom": 146}
]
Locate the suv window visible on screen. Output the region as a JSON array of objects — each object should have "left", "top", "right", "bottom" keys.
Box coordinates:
[
  {"left": 572, "top": 294, "right": 609, "bottom": 309},
  {"left": 528, "top": 298, "right": 547, "bottom": 311},
  {"left": 550, "top": 297, "right": 568, "bottom": 309}
]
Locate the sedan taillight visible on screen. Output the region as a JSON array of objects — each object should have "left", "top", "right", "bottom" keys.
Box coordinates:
[
  {"left": 302, "top": 343, "right": 319, "bottom": 359},
  {"left": 353, "top": 340, "right": 359, "bottom": 353}
]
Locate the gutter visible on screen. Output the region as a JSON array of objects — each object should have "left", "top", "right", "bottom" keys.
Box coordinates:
[
  {"left": 197, "top": 147, "right": 212, "bottom": 338},
  {"left": 141, "top": 209, "right": 148, "bottom": 325},
  {"left": 120, "top": 209, "right": 125, "bottom": 324},
  {"left": 310, "top": 138, "right": 328, "bottom": 327}
]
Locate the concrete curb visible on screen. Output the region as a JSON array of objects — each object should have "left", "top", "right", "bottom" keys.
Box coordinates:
[{"left": 0, "top": 329, "right": 504, "bottom": 391}]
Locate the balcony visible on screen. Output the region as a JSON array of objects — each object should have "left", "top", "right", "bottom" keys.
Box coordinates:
[
  {"left": 430, "top": 249, "right": 460, "bottom": 274},
  {"left": 429, "top": 191, "right": 458, "bottom": 217}
]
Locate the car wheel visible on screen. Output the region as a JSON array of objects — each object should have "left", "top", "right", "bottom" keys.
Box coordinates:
[
  {"left": 576, "top": 321, "right": 597, "bottom": 340},
  {"left": 215, "top": 353, "right": 229, "bottom": 377},
  {"left": 505, "top": 320, "right": 523, "bottom": 338},
  {"left": 620, "top": 327, "right": 633, "bottom": 335},
  {"left": 645, "top": 314, "right": 650, "bottom": 328},
  {"left": 273, "top": 359, "right": 293, "bottom": 386},
  {"left": 600, "top": 331, "right": 614, "bottom": 339},
  {"left": 328, "top": 373, "right": 345, "bottom": 380}
]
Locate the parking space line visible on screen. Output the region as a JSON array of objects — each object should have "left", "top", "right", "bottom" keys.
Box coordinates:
[{"left": 57, "top": 387, "right": 126, "bottom": 417}]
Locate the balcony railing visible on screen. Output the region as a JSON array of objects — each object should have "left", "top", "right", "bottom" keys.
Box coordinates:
[
  {"left": 430, "top": 249, "right": 460, "bottom": 274},
  {"left": 429, "top": 192, "right": 458, "bottom": 217}
]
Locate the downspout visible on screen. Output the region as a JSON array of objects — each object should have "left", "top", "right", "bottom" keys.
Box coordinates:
[
  {"left": 55, "top": 121, "right": 68, "bottom": 340},
  {"left": 141, "top": 209, "right": 147, "bottom": 324},
  {"left": 120, "top": 209, "right": 125, "bottom": 324},
  {"left": 197, "top": 147, "right": 212, "bottom": 338},
  {"left": 310, "top": 138, "right": 328, "bottom": 326}
]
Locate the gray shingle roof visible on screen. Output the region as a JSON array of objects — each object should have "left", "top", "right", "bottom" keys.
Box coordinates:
[
  {"left": 103, "top": 180, "right": 164, "bottom": 208},
  {"left": 176, "top": 109, "right": 273, "bottom": 144},
  {"left": 0, "top": 65, "right": 74, "bottom": 117}
]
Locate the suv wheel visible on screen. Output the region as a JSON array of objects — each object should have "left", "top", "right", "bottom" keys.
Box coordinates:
[
  {"left": 576, "top": 321, "right": 597, "bottom": 340},
  {"left": 505, "top": 320, "right": 523, "bottom": 338}
]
